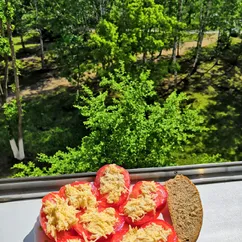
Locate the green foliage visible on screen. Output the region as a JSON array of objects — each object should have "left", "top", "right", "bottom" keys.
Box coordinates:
[
  {"left": 89, "top": 0, "right": 181, "bottom": 71},
  {"left": 0, "top": 37, "right": 10, "bottom": 56},
  {"left": 12, "top": 148, "right": 91, "bottom": 177},
  {"left": 1, "top": 0, "right": 241, "bottom": 179},
  {"left": 2, "top": 99, "right": 18, "bottom": 122},
  {"left": 13, "top": 65, "right": 206, "bottom": 177},
  {"left": 176, "top": 153, "right": 225, "bottom": 165}
]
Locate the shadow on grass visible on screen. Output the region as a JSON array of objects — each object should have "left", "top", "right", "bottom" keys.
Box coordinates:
[
  {"left": 0, "top": 87, "right": 88, "bottom": 178},
  {"left": 183, "top": 42, "right": 242, "bottom": 161}
]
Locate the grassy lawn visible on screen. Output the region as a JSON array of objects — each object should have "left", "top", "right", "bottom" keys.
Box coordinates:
[
  {"left": 176, "top": 40, "right": 242, "bottom": 163},
  {"left": 13, "top": 31, "right": 40, "bottom": 54}
]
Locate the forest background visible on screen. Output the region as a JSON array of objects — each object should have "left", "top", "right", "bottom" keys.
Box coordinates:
[{"left": 0, "top": 0, "right": 242, "bottom": 178}]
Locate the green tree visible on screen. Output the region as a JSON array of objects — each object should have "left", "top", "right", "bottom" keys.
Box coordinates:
[
  {"left": 3, "top": 0, "right": 25, "bottom": 160},
  {"left": 0, "top": 2, "right": 10, "bottom": 105},
  {"left": 12, "top": 64, "right": 205, "bottom": 177},
  {"left": 90, "top": 0, "right": 179, "bottom": 70}
]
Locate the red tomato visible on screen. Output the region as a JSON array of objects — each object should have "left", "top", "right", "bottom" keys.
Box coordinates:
[
  {"left": 40, "top": 192, "right": 79, "bottom": 241},
  {"left": 110, "top": 223, "right": 130, "bottom": 242},
  {"left": 73, "top": 207, "right": 125, "bottom": 241},
  {"left": 57, "top": 230, "right": 83, "bottom": 242},
  {"left": 119, "top": 181, "right": 168, "bottom": 226},
  {"left": 94, "top": 164, "right": 130, "bottom": 207},
  {"left": 111, "top": 220, "right": 177, "bottom": 242},
  {"left": 130, "top": 181, "right": 167, "bottom": 210},
  {"left": 40, "top": 192, "right": 61, "bottom": 240},
  {"left": 59, "top": 181, "right": 98, "bottom": 209},
  {"left": 141, "top": 219, "right": 178, "bottom": 242},
  {"left": 110, "top": 220, "right": 177, "bottom": 242},
  {"left": 162, "top": 202, "right": 173, "bottom": 225},
  {"left": 42, "top": 192, "right": 59, "bottom": 204}
]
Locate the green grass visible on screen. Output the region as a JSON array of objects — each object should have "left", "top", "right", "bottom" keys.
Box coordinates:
[
  {"left": 231, "top": 37, "right": 241, "bottom": 45},
  {"left": 178, "top": 40, "right": 242, "bottom": 162},
  {"left": 0, "top": 88, "right": 88, "bottom": 178},
  {"left": 182, "top": 33, "right": 218, "bottom": 43},
  {"left": 13, "top": 31, "right": 40, "bottom": 54}
]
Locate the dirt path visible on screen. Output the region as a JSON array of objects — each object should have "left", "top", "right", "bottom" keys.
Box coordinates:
[
  {"left": 19, "top": 77, "right": 71, "bottom": 97},
  {"left": 17, "top": 34, "right": 218, "bottom": 98},
  {"left": 163, "top": 34, "right": 218, "bottom": 55}
]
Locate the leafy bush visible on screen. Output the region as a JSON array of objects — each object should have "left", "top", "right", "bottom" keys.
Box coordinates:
[{"left": 12, "top": 64, "right": 206, "bottom": 177}]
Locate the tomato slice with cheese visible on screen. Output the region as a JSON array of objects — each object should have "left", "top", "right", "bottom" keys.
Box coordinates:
[
  {"left": 119, "top": 181, "right": 168, "bottom": 226},
  {"left": 59, "top": 181, "right": 98, "bottom": 210},
  {"left": 73, "top": 206, "right": 125, "bottom": 241},
  {"left": 57, "top": 230, "right": 83, "bottom": 242},
  {"left": 110, "top": 220, "right": 177, "bottom": 242},
  {"left": 40, "top": 192, "right": 78, "bottom": 241},
  {"left": 110, "top": 223, "right": 130, "bottom": 242},
  {"left": 141, "top": 220, "right": 178, "bottom": 242},
  {"left": 94, "top": 164, "right": 130, "bottom": 207}
]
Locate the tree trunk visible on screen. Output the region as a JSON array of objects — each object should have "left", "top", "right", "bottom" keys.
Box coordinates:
[
  {"left": 6, "top": 3, "right": 25, "bottom": 160},
  {"left": 171, "top": 0, "right": 183, "bottom": 84},
  {"left": 192, "top": 0, "right": 210, "bottom": 71},
  {"left": 171, "top": 39, "right": 178, "bottom": 82},
  {"left": 34, "top": 0, "right": 45, "bottom": 69},
  {"left": 3, "top": 56, "right": 9, "bottom": 102},
  {"left": 193, "top": 30, "right": 204, "bottom": 69},
  {"left": 39, "top": 29, "right": 45, "bottom": 69},
  {"left": 0, "top": 19, "right": 9, "bottom": 106},
  {"left": 20, "top": 33, "right": 26, "bottom": 51},
  {"left": 143, "top": 51, "right": 147, "bottom": 63},
  {"left": 177, "top": 39, "right": 180, "bottom": 57}
]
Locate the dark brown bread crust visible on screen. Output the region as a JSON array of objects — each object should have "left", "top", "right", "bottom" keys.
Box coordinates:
[{"left": 165, "top": 175, "right": 203, "bottom": 242}]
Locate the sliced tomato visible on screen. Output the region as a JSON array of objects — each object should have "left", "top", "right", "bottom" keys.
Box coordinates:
[
  {"left": 161, "top": 202, "right": 173, "bottom": 225},
  {"left": 40, "top": 192, "right": 78, "bottom": 241},
  {"left": 130, "top": 181, "right": 168, "bottom": 210},
  {"left": 73, "top": 207, "right": 124, "bottom": 241},
  {"left": 57, "top": 229, "right": 83, "bottom": 242},
  {"left": 110, "top": 223, "right": 130, "bottom": 242},
  {"left": 111, "top": 220, "right": 177, "bottom": 242},
  {"left": 59, "top": 181, "right": 98, "bottom": 209},
  {"left": 40, "top": 192, "right": 61, "bottom": 240},
  {"left": 120, "top": 181, "right": 167, "bottom": 226},
  {"left": 94, "top": 164, "right": 130, "bottom": 207},
  {"left": 42, "top": 192, "right": 60, "bottom": 204},
  {"left": 141, "top": 219, "right": 178, "bottom": 242}
]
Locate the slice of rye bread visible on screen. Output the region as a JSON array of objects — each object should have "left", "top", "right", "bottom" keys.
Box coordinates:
[{"left": 165, "top": 175, "right": 203, "bottom": 242}]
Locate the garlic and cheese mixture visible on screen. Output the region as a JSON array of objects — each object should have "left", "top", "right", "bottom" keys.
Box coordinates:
[
  {"left": 80, "top": 207, "right": 117, "bottom": 241},
  {"left": 65, "top": 183, "right": 97, "bottom": 210},
  {"left": 121, "top": 223, "right": 171, "bottom": 242},
  {"left": 124, "top": 181, "right": 157, "bottom": 222},
  {"left": 100, "top": 164, "right": 126, "bottom": 203},
  {"left": 43, "top": 196, "right": 78, "bottom": 240}
]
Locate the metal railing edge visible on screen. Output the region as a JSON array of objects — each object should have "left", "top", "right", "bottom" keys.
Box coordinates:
[{"left": 1, "top": 161, "right": 242, "bottom": 184}]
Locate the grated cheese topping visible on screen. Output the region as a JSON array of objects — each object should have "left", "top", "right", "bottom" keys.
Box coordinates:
[
  {"left": 140, "top": 181, "right": 157, "bottom": 197},
  {"left": 124, "top": 181, "right": 157, "bottom": 222},
  {"left": 121, "top": 223, "right": 171, "bottom": 242},
  {"left": 65, "top": 183, "right": 97, "bottom": 210},
  {"left": 43, "top": 196, "right": 78, "bottom": 240},
  {"left": 99, "top": 164, "right": 126, "bottom": 203},
  {"left": 80, "top": 207, "right": 117, "bottom": 241}
]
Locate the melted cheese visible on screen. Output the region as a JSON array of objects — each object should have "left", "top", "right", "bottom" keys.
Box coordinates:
[
  {"left": 99, "top": 164, "right": 126, "bottom": 203},
  {"left": 65, "top": 183, "right": 97, "bottom": 210},
  {"left": 80, "top": 207, "right": 117, "bottom": 241},
  {"left": 121, "top": 223, "right": 171, "bottom": 242},
  {"left": 124, "top": 181, "right": 157, "bottom": 222},
  {"left": 43, "top": 196, "right": 78, "bottom": 240}
]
